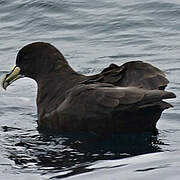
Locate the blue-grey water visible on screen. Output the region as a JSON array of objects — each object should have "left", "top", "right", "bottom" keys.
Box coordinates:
[{"left": 0, "top": 0, "right": 180, "bottom": 179}]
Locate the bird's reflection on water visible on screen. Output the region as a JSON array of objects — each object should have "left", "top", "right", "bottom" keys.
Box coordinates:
[{"left": 3, "top": 127, "right": 165, "bottom": 178}]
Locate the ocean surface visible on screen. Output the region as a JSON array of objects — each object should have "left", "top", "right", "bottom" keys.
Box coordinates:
[{"left": 0, "top": 0, "right": 180, "bottom": 179}]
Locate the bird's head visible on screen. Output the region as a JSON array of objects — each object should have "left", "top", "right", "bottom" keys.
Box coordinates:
[{"left": 1, "top": 42, "right": 68, "bottom": 89}]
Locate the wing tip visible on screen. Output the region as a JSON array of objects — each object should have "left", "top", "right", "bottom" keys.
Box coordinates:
[{"left": 164, "top": 91, "right": 176, "bottom": 99}]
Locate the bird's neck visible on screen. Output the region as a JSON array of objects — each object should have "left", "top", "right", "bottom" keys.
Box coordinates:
[{"left": 36, "top": 66, "right": 86, "bottom": 114}]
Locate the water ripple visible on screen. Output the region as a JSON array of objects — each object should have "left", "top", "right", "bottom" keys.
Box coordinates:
[{"left": 0, "top": 0, "right": 180, "bottom": 179}]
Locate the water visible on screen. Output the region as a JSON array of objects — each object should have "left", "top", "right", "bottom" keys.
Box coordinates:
[{"left": 0, "top": 0, "right": 180, "bottom": 179}]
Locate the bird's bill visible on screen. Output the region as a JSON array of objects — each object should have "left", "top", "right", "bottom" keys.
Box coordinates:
[{"left": 0, "top": 66, "right": 23, "bottom": 90}]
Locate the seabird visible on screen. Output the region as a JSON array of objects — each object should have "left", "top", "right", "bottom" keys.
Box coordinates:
[{"left": 1, "top": 42, "right": 176, "bottom": 135}]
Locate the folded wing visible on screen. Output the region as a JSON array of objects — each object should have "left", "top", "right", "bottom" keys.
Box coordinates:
[
  {"left": 59, "top": 83, "right": 175, "bottom": 117},
  {"left": 84, "top": 61, "right": 169, "bottom": 90},
  {"left": 40, "top": 83, "right": 175, "bottom": 134}
]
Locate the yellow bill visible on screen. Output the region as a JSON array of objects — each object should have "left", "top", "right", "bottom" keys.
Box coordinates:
[{"left": 0, "top": 66, "right": 23, "bottom": 90}]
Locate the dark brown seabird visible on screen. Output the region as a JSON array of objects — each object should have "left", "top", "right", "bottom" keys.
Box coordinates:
[{"left": 1, "top": 42, "right": 176, "bottom": 135}]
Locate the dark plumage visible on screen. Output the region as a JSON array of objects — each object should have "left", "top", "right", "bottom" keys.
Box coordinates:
[{"left": 1, "top": 42, "right": 176, "bottom": 135}]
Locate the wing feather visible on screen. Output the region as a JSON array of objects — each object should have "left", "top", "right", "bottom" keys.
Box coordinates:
[
  {"left": 65, "top": 85, "right": 175, "bottom": 110},
  {"left": 84, "top": 61, "right": 169, "bottom": 90}
]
